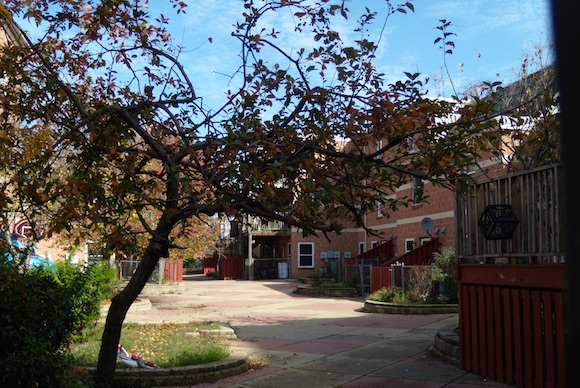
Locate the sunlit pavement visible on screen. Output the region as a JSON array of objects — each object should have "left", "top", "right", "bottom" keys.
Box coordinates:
[{"left": 122, "top": 275, "right": 511, "bottom": 387}]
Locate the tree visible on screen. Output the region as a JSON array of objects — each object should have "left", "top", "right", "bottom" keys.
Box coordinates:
[{"left": 0, "top": 0, "right": 552, "bottom": 384}]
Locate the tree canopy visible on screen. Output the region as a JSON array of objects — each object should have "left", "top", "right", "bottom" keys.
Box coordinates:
[{"left": 0, "top": 0, "right": 557, "bottom": 383}]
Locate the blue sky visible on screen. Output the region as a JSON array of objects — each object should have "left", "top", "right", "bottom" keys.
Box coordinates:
[
  {"left": 158, "top": 0, "right": 553, "bottom": 110},
  {"left": 15, "top": 0, "right": 553, "bottom": 110}
]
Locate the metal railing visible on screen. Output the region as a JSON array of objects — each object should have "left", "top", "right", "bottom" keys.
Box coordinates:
[{"left": 117, "top": 259, "right": 164, "bottom": 284}]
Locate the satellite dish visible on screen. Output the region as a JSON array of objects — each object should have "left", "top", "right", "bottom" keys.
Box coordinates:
[{"left": 420, "top": 217, "right": 435, "bottom": 233}]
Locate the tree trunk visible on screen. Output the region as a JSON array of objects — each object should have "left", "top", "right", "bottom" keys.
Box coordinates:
[{"left": 94, "top": 230, "right": 172, "bottom": 385}]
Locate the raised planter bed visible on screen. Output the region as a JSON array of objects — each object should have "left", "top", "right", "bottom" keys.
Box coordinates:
[
  {"left": 86, "top": 350, "right": 248, "bottom": 387},
  {"left": 295, "top": 286, "right": 357, "bottom": 297},
  {"left": 299, "top": 277, "right": 336, "bottom": 285},
  {"left": 430, "top": 326, "right": 460, "bottom": 366},
  {"left": 364, "top": 300, "right": 458, "bottom": 315}
]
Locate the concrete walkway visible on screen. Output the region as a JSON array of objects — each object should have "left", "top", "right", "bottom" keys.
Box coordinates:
[{"left": 123, "top": 274, "right": 511, "bottom": 387}]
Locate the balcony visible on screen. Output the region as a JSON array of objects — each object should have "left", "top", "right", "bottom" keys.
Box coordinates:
[{"left": 244, "top": 216, "right": 290, "bottom": 236}]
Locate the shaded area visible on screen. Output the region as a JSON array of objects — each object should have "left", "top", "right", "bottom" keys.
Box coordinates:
[{"left": 119, "top": 275, "right": 511, "bottom": 387}]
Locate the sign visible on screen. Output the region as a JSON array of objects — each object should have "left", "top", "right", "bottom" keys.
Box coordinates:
[{"left": 13, "top": 219, "right": 45, "bottom": 240}]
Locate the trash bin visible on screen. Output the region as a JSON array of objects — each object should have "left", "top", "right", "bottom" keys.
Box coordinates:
[{"left": 278, "top": 262, "right": 289, "bottom": 279}]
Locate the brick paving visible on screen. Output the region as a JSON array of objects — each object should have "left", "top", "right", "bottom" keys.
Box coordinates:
[{"left": 121, "top": 275, "right": 512, "bottom": 387}]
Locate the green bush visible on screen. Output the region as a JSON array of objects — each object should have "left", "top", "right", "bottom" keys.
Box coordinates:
[
  {"left": 367, "top": 286, "right": 410, "bottom": 304},
  {"left": 0, "top": 259, "right": 116, "bottom": 386},
  {"left": 432, "top": 247, "right": 458, "bottom": 303},
  {"left": 51, "top": 260, "right": 118, "bottom": 341}
]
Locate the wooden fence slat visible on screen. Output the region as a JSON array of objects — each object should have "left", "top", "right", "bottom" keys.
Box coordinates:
[
  {"left": 542, "top": 291, "right": 556, "bottom": 387},
  {"left": 554, "top": 293, "right": 566, "bottom": 388},
  {"left": 531, "top": 290, "right": 544, "bottom": 387},
  {"left": 459, "top": 284, "right": 470, "bottom": 370},
  {"left": 521, "top": 289, "right": 534, "bottom": 388},
  {"left": 470, "top": 286, "right": 480, "bottom": 372},
  {"left": 477, "top": 287, "right": 488, "bottom": 376},
  {"left": 512, "top": 288, "right": 524, "bottom": 388},
  {"left": 483, "top": 287, "right": 494, "bottom": 379},
  {"left": 492, "top": 287, "right": 504, "bottom": 382},
  {"left": 502, "top": 287, "right": 514, "bottom": 385}
]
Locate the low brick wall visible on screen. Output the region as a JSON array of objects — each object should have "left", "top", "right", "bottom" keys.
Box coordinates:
[
  {"left": 430, "top": 327, "right": 460, "bottom": 366},
  {"left": 87, "top": 350, "right": 248, "bottom": 387},
  {"left": 295, "top": 286, "right": 357, "bottom": 297},
  {"left": 363, "top": 300, "right": 458, "bottom": 315}
]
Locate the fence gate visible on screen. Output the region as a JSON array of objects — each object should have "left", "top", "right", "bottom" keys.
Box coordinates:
[
  {"left": 345, "top": 260, "right": 377, "bottom": 295},
  {"left": 455, "top": 164, "right": 566, "bottom": 388}
]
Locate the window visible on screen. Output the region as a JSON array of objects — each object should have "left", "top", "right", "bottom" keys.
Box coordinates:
[
  {"left": 298, "top": 243, "right": 314, "bottom": 268},
  {"left": 371, "top": 241, "right": 379, "bottom": 249},
  {"left": 407, "top": 137, "right": 418, "bottom": 154},
  {"left": 288, "top": 243, "right": 292, "bottom": 258},
  {"left": 405, "top": 238, "right": 415, "bottom": 253},
  {"left": 377, "top": 200, "right": 384, "bottom": 218},
  {"left": 359, "top": 242, "right": 365, "bottom": 254},
  {"left": 412, "top": 178, "right": 424, "bottom": 205},
  {"left": 420, "top": 237, "right": 431, "bottom": 246},
  {"left": 375, "top": 139, "right": 383, "bottom": 160}
]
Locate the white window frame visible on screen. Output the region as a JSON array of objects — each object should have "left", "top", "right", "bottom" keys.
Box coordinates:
[
  {"left": 420, "top": 237, "right": 431, "bottom": 246},
  {"left": 359, "top": 242, "right": 365, "bottom": 254},
  {"left": 405, "top": 238, "right": 415, "bottom": 253},
  {"left": 371, "top": 241, "right": 379, "bottom": 249},
  {"left": 407, "top": 137, "right": 418, "bottom": 154},
  {"left": 377, "top": 200, "right": 384, "bottom": 218},
  {"left": 298, "top": 242, "right": 314, "bottom": 268}
]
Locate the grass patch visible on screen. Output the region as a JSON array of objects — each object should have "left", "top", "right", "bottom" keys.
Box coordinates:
[{"left": 70, "top": 322, "right": 230, "bottom": 368}]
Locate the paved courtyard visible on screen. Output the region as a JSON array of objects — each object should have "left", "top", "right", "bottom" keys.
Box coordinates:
[{"left": 121, "top": 275, "right": 511, "bottom": 387}]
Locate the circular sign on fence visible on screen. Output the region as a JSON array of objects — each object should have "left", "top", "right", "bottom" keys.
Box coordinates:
[{"left": 13, "top": 219, "right": 46, "bottom": 240}]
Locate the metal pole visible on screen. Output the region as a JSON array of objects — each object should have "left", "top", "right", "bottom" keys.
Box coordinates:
[{"left": 248, "top": 229, "right": 254, "bottom": 280}]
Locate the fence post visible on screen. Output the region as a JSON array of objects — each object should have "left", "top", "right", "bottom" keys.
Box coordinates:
[
  {"left": 358, "top": 263, "right": 364, "bottom": 295},
  {"left": 159, "top": 259, "right": 164, "bottom": 284},
  {"left": 369, "top": 264, "right": 373, "bottom": 294}
]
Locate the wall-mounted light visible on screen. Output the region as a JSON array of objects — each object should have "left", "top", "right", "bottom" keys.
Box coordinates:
[
  {"left": 478, "top": 204, "right": 519, "bottom": 240},
  {"left": 434, "top": 228, "right": 440, "bottom": 235}
]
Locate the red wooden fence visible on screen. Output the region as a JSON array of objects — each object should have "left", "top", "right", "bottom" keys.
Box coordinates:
[
  {"left": 369, "top": 238, "right": 441, "bottom": 291},
  {"left": 220, "top": 255, "right": 243, "bottom": 280},
  {"left": 382, "top": 238, "right": 440, "bottom": 267},
  {"left": 370, "top": 266, "right": 392, "bottom": 292},
  {"left": 163, "top": 259, "right": 183, "bottom": 282},
  {"left": 202, "top": 255, "right": 243, "bottom": 279},
  {"left": 202, "top": 257, "right": 218, "bottom": 274},
  {"left": 458, "top": 264, "right": 566, "bottom": 388},
  {"left": 346, "top": 239, "right": 394, "bottom": 266}
]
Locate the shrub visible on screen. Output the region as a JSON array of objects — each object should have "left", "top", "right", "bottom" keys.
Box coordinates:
[
  {"left": 51, "top": 260, "right": 118, "bottom": 341},
  {"left": 367, "top": 287, "right": 410, "bottom": 304},
  {"left": 406, "top": 266, "right": 433, "bottom": 303},
  {"left": 432, "top": 248, "right": 458, "bottom": 303},
  {"left": 0, "top": 259, "right": 116, "bottom": 386}
]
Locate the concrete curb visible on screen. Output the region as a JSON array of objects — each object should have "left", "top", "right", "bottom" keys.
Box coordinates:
[
  {"left": 364, "top": 300, "right": 459, "bottom": 315},
  {"left": 87, "top": 350, "right": 248, "bottom": 387}
]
